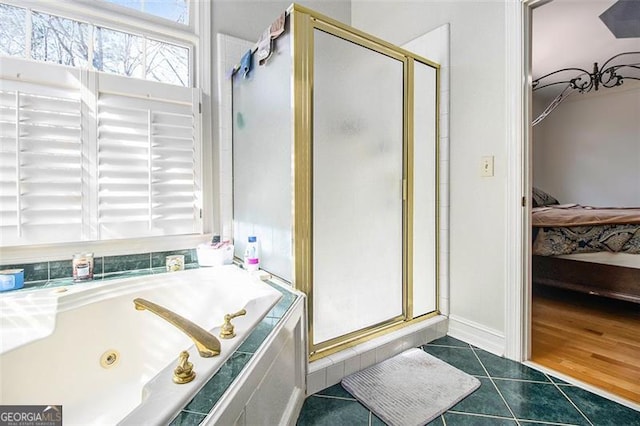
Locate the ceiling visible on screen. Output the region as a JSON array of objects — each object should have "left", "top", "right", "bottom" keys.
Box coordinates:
[{"left": 532, "top": 0, "right": 640, "bottom": 99}]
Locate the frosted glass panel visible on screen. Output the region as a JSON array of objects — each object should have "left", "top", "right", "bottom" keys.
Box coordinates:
[
  {"left": 312, "top": 29, "right": 404, "bottom": 345},
  {"left": 233, "top": 30, "right": 292, "bottom": 282},
  {"left": 412, "top": 61, "right": 438, "bottom": 316}
]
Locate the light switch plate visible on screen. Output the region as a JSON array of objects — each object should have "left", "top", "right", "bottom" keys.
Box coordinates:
[{"left": 481, "top": 156, "right": 494, "bottom": 177}]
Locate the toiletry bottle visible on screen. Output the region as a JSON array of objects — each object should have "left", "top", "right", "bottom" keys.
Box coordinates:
[{"left": 243, "top": 236, "right": 260, "bottom": 272}]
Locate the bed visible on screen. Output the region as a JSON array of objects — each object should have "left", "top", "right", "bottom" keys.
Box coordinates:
[{"left": 531, "top": 189, "right": 640, "bottom": 304}]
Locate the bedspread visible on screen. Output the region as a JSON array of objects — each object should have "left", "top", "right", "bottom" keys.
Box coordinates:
[{"left": 532, "top": 224, "right": 640, "bottom": 256}]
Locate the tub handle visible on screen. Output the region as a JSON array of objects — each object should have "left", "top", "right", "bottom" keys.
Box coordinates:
[
  {"left": 173, "top": 350, "right": 196, "bottom": 384},
  {"left": 219, "top": 309, "right": 247, "bottom": 339}
]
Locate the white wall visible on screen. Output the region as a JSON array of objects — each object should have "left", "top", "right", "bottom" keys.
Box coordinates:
[
  {"left": 533, "top": 82, "right": 640, "bottom": 207},
  {"left": 352, "top": 1, "right": 508, "bottom": 345}
]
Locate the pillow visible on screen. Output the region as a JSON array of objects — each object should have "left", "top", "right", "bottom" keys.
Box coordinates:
[{"left": 532, "top": 187, "right": 559, "bottom": 207}]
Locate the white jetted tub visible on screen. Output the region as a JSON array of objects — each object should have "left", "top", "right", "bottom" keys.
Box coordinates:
[{"left": 0, "top": 266, "right": 283, "bottom": 425}]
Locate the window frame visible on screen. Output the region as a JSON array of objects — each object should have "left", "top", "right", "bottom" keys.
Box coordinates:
[{"left": 0, "top": 0, "right": 213, "bottom": 264}]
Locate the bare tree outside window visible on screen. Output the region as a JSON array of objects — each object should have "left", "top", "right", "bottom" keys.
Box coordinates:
[
  {"left": 146, "top": 40, "right": 189, "bottom": 87},
  {"left": 94, "top": 27, "right": 144, "bottom": 79},
  {"left": 32, "top": 12, "right": 89, "bottom": 67},
  {"left": 0, "top": 3, "right": 190, "bottom": 87},
  {"left": 0, "top": 4, "right": 26, "bottom": 57}
]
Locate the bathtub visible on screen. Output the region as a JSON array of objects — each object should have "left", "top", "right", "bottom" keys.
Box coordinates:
[{"left": 0, "top": 265, "right": 283, "bottom": 425}]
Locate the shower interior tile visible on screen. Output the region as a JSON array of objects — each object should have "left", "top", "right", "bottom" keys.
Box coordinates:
[
  {"left": 359, "top": 349, "right": 377, "bottom": 370},
  {"left": 308, "top": 356, "right": 333, "bottom": 374},
  {"left": 343, "top": 353, "right": 361, "bottom": 376},
  {"left": 327, "top": 347, "right": 357, "bottom": 364},
  {"left": 375, "top": 340, "right": 401, "bottom": 363},
  {"left": 438, "top": 297, "right": 449, "bottom": 316},
  {"left": 439, "top": 89, "right": 450, "bottom": 115},
  {"left": 326, "top": 361, "right": 345, "bottom": 387},
  {"left": 436, "top": 319, "right": 449, "bottom": 336},
  {"left": 439, "top": 113, "right": 449, "bottom": 138},
  {"left": 439, "top": 136, "right": 449, "bottom": 161},
  {"left": 306, "top": 369, "right": 327, "bottom": 396}
]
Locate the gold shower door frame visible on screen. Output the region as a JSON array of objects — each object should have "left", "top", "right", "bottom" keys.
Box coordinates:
[{"left": 289, "top": 4, "right": 440, "bottom": 360}]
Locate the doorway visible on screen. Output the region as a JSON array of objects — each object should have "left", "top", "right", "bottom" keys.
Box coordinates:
[{"left": 522, "top": 0, "right": 640, "bottom": 406}]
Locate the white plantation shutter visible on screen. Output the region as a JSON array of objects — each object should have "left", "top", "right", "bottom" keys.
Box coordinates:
[
  {"left": 0, "top": 74, "right": 84, "bottom": 246},
  {"left": 0, "top": 58, "right": 202, "bottom": 247},
  {"left": 97, "top": 76, "right": 200, "bottom": 239}
]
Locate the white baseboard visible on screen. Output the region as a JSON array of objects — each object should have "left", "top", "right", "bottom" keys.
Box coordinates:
[{"left": 447, "top": 315, "right": 505, "bottom": 356}]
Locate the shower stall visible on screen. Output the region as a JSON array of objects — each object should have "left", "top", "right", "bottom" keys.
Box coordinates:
[{"left": 232, "top": 4, "right": 439, "bottom": 359}]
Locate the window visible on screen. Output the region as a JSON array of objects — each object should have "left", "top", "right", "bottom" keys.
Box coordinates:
[
  {"left": 0, "top": 4, "right": 26, "bottom": 57},
  {"left": 103, "top": 0, "right": 189, "bottom": 25},
  {"left": 0, "top": 0, "right": 205, "bottom": 250},
  {"left": 0, "top": 3, "right": 190, "bottom": 87},
  {"left": 31, "top": 11, "right": 90, "bottom": 67}
]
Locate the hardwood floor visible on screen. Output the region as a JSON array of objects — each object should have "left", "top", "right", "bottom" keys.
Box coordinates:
[{"left": 532, "top": 286, "right": 640, "bottom": 404}]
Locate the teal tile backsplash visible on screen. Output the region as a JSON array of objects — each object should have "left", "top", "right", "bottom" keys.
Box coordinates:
[
  {"left": 103, "top": 253, "right": 152, "bottom": 274},
  {"left": 49, "top": 260, "right": 73, "bottom": 280},
  {"left": 0, "top": 249, "right": 197, "bottom": 289}
]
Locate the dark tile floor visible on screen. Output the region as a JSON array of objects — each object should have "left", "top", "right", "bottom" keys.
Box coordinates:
[{"left": 297, "top": 336, "right": 640, "bottom": 426}]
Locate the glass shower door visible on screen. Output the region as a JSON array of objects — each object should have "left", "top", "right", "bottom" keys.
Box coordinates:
[{"left": 312, "top": 28, "right": 405, "bottom": 347}]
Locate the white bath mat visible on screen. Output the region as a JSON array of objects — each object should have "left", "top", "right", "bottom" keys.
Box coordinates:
[{"left": 341, "top": 348, "right": 480, "bottom": 426}]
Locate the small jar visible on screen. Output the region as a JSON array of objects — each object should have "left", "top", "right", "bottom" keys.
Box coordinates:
[
  {"left": 166, "top": 255, "right": 185, "bottom": 272},
  {"left": 73, "top": 253, "right": 94, "bottom": 282}
]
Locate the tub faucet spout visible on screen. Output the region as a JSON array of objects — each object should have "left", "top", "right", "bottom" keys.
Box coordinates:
[{"left": 133, "top": 298, "right": 221, "bottom": 358}]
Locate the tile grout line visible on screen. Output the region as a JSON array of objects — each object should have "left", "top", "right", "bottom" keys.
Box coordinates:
[
  {"left": 469, "top": 345, "right": 521, "bottom": 426},
  {"left": 426, "top": 343, "right": 472, "bottom": 349},
  {"left": 510, "top": 418, "right": 585, "bottom": 426},
  {"left": 441, "top": 414, "right": 447, "bottom": 425},
  {"left": 447, "top": 410, "right": 520, "bottom": 421},
  {"left": 544, "top": 372, "right": 594, "bottom": 426},
  {"left": 312, "top": 394, "right": 358, "bottom": 402},
  {"left": 492, "top": 377, "right": 560, "bottom": 385},
  {"left": 180, "top": 408, "right": 208, "bottom": 416}
]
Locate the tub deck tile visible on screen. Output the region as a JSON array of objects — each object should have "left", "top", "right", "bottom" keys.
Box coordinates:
[
  {"left": 168, "top": 410, "right": 207, "bottom": 426},
  {"left": 237, "top": 316, "right": 279, "bottom": 354},
  {"left": 265, "top": 283, "right": 297, "bottom": 319},
  {"left": 183, "top": 351, "right": 253, "bottom": 415}
]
